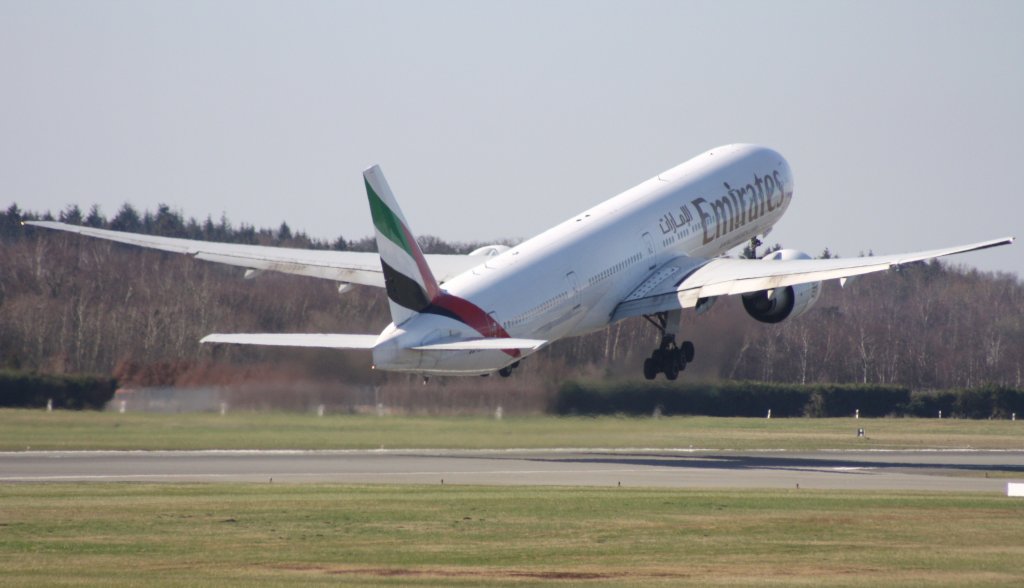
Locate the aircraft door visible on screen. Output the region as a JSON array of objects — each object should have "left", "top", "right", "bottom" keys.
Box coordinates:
[
  {"left": 642, "top": 232, "right": 657, "bottom": 269},
  {"left": 565, "top": 271, "right": 581, "bottom": 309},
  {"left": 487, "top": 311, "right": 502, "bottom": 337},
  {"left": 642, "top": 232, "right": 655, "bottom": 256}
]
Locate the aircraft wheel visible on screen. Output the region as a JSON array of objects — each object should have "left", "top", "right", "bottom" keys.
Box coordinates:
[
  {"left": 664, "top": 361, "right": 679, "bottom": 381},
  {"left": 498, "top": 366, "right": 513, "bottom": 378},
  {"left": 681, "top": 341, "right": 695, "bottom": 364},
  {"left": 675, "top": 349, "right": 686, "bottom": 372},
  {"left": 643, "top": 358, "right": 657, "bottom": 380}
]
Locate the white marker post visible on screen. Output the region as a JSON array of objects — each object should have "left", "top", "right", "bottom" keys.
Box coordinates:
[
  {"left": 46, "top": 398, "right": 52, "bottom": 412},
  {"left": 317, "top": 404, "right": 325, "bottom": 417},
  {"left": 220, "top": 402, "right": 228, "bottom": 416},
  {"left": 494, "top": 406, "right": 503, "bottom": 421},
  {"left": 855, "top": 409, "right": 860, "bottom": 419},
  {"left": 766, "top": 409, "right": 772, "bottom": 420},
  {"left": 119, "top": 400, "right": 126, "bottom": 414}
]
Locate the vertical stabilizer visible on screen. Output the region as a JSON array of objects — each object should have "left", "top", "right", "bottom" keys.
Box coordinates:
[{"left": 363, "top": 165, "right": 440, "bottom": 325}]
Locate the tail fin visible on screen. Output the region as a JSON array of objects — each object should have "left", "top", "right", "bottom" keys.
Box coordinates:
[{"left": 363, "top": 165, "right": 441, "bottom": 325}]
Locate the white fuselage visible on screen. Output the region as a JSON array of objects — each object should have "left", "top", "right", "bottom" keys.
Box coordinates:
[{"left": 372, "top": 144, "right": 793, "bottom": 375}]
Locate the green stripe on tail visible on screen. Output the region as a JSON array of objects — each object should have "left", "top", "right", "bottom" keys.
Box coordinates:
[{"left": 365, "top": 179, "right": 413, "bottom": 255}]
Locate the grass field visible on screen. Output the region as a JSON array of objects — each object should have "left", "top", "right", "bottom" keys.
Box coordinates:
[
  {"left": 1, "top": 483, "right": 1022, "bottom": 586},
  {"left": 4, "top": 410, "right": 1023, "bottom": 585},
  {"left": 1, "top": 408, "right": 1023, "bottom": 451}
]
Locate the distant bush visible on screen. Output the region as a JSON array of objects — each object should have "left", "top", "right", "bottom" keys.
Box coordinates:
[
  {"left": 902, "top": 390, "right": 958, "bottom": 418},
  {"left": 0, "top": 371, "right": 117, "bottom": 410},
  {"left": 553, "top": 380, "right": 1023, "bottom": 419},
  {"left": 553, "top": 380, "right": 812, "bottom": 417},
  {"left": 951, "top": 385, "right": 1024, "bottom": 419},
  {"left": 804, "top": 384, "right": 911, "bottom": 418},
  {"left": 902, "top": 386, "right": 1024, "bottom": 419}
]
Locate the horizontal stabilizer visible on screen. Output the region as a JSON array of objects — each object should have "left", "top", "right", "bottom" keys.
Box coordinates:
[
  {"left": 412, "top": 338, "right": 547, "bottom": 351},
  {"left": 200, "top": 333, "right": 378, "bottom": 349}
]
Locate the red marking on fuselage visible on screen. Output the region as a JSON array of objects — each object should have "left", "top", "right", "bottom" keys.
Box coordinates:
[{"left": 428, "top": 293, "right": 520, "bottom": 358}]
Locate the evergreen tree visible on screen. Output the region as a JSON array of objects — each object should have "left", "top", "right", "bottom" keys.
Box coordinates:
[
  {"left": 59, "top": 204, "right": 83, "bottom": 225},
  {"left": 84, "top": 205, "right": 106, "bottom": 228},
  {"left": 110, "top": 203, "right": 142, "bottom": 232}
]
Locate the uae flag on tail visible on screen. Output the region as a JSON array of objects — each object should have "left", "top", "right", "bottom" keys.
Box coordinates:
[{"left": 363, "top": 165, "right": 441, "bottom": 326}]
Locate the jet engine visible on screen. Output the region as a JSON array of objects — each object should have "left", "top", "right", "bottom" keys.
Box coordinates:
[
  {"left": 741, "top": 249, "right": 822, "bottom": 324},
  {"left": 469, "top": 244, "right": 511, "bottom": 257}
]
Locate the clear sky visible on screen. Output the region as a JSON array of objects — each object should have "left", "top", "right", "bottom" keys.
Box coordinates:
[{"left": 2, "top": 0, "right": 1021, "bottom": 276}]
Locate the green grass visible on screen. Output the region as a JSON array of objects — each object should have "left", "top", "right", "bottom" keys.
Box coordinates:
[
  {"left": 1, "top": 483, "right": 1022, "bottom": 586},
  {"left": 2, "top": 409, "right": 1023, "bottom": 451},
  {"left": 3, "top": 411, "right": 1023, "bottom": 585}
]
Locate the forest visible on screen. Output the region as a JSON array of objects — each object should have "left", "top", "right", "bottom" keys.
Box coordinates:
[{"left": 1, "top": 202, "right": 1022, "bottom": 411}]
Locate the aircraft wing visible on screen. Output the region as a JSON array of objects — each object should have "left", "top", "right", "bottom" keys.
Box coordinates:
[
  {"left": 24, "top": 221, "right": 483, "bottom": 288},
  {"left": 199, "top": 333, "right": 546, "bottom": 351},
  {"left": 200, "top": 333, "right": 379, "bottom": 348},
  {"left": 612, "top": 236, "right": 1014, "bottom": 321}
]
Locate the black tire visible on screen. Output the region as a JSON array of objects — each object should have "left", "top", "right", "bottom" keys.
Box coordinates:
[
  {"left": 676, "top": 349, "right": 686, "bottom": 372},
  {"left": 643, "top": 357, "right": 657, "bottom": 380},
  {"left": 498, "top": 366, "right": 513, "bottom": 377},
  {"left": 681, "top": 341, "right": 695, "bottom": 363},
  {"left": 664, "top": 360, "right": 679, "bottom": 380}
]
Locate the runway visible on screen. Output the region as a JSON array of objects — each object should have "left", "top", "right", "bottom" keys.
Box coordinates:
[{"left": 3, "top": 449, "right": 1023, "bottom": 491}]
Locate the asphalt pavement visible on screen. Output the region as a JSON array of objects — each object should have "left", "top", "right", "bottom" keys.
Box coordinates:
[{"left": 3, "top": 449, "right": 1023, "bottom": 491}]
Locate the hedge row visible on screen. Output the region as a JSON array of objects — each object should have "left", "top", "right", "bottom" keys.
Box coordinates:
[
  {"left": 0, "top": 371, "right": 118, "bottom": 410},
  {"left": 903, "top": 387, "right": 1024, "bottom": 419},
  {"left": 553, "top": 380, "right": 1024, "bottom": 419}
]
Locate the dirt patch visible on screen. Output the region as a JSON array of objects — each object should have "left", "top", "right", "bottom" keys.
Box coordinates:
[
  {"left": 269, "top": 564, "right": 618, "bottom": 580},
  {"left": 271, "top": 565, "right": 704, "bottom": 581},
  {"left": 329, "top": 568, "right": 613, "bottom": 580}
]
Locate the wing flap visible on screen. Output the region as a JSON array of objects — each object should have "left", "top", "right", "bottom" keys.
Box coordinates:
[{"left": 200, "top": 333, "right": 378, "bottom": 348}]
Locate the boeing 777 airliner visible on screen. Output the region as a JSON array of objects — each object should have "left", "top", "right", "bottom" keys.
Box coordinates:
[{"left": 27, "top": 145, "right": 1013, "bottom": 379}]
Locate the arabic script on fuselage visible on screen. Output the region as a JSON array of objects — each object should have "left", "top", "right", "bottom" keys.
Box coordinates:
[{"left": 689, "top": 171, "right": 786, "bottom": 245}]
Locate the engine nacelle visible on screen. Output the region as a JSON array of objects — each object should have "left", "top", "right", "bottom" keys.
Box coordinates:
[
  {"left": 468, "top": 244, "right": 510, "bottom": 257},
  {"left": 741, "top": 249, "right": 822, "bottom": 324}
]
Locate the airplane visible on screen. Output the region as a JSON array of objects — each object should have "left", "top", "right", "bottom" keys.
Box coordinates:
[{"left": 26, "top": 144, "right": 1014, "bottom": 380}]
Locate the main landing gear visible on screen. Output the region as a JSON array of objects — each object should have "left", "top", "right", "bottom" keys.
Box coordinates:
[
  {"left": 498, "top": 360, "right": 521, "bottom": 378},
  {"left": 642, "top": 311, "right": 695, "bottom": 380}
]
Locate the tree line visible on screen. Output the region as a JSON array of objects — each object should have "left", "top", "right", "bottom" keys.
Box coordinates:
[
  {"left": 0, "top": 202, "right": 501, "bottom": 254},
  {"left": 1, "top": 202, "right": 1022, "bottom": 400}
]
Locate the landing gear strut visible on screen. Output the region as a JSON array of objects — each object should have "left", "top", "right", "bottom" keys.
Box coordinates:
[
  {"left": 642, "top": 311, "right": 695, "bottom": 380},
  {"left": 744, "top": 235, "right": 763, "bottom": 259}
]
